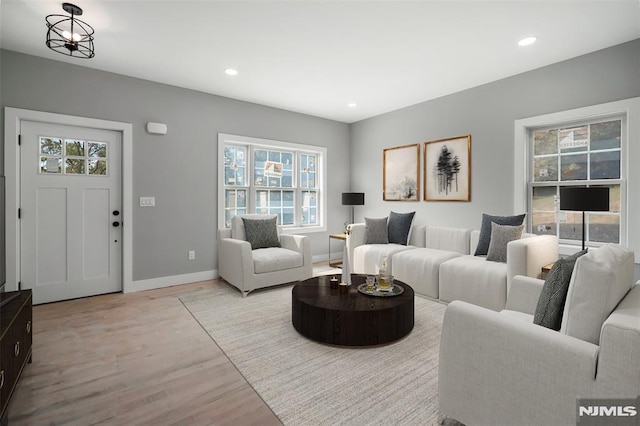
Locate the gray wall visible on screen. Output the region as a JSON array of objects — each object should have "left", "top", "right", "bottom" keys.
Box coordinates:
[
  {"left": 350, "top": 38, "right": 640, "bottom": 279},
  {"left": 2, "top": 39, "right": 639, "bottom": 283},
  {"left": 350, "top": 39, "right": 640, "bottom": 226},
  {"left": 1, "top": 49, "right": 351, "bottom": 281}
]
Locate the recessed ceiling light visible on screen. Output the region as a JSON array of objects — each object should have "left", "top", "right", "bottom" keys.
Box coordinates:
[
  {"left": 348, "top": 102, "right": 357, "bottom": 108},
  {"left": 225, "top": 68, "right": 238, "bottom": 76},
  {"left": 518, "top": 36, "right": 537, "bottom": 46}
]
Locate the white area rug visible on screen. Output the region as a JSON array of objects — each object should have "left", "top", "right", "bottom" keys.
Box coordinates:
[{"left": 180, "top": 282, "right": 447, "bottom": 425}]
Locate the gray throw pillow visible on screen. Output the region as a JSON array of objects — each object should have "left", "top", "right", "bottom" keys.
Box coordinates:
[
  {"left": 364, "top": 217, "right": 388, "bottom": 244},
  {"left": 242, "top": 217, "right": 281, "bottom": 250},
  {"left": 533, "top": 249, "right": 587, "bottom": 330},
  {"left": 474, "top": 213, "right": 526, "bottom": 256},
  {"left": 486, "top": 223, "right": 524, "bottom": 263},
  {"left": 387, "top": 211, "right": 415, "bottom": 245}
]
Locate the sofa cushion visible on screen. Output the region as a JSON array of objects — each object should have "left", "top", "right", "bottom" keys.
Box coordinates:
[
  {"left": 232, "top": 214, "right": 278, "bottom": 240},
  {"left": 424, "top": 226, "right": 471, "bottom": 254},
  {"left": 393, "top": 248, "right": 462, "bottom": 299},
  {"left": 533, "top": 249, "right": 587, "bottom": 330},
  {"left": 252, "top": 247, "right": 303, "bottom": 274},
  {"left": 474, "top": 213, "right": 526, "bottom": 256},
  {"left": 486, "top": 223, "right": 524, "bottom": 263},
  {"left": 364, "top": 217, "right": 389, "bottom": 244},
  {"left": 387, "top": 211, "right": 415, "bottom": 245},
  {"left": 352, "top": 243, "right": 415, "bottom": 275},
  {"left": 439, "top": 255, "right": 508, "bottom": 311},
  {"left": 242, "top": 217, "right": 281, "bottom": 250},
  {"left": 560, "top": 244, "right": 634, "bottom": 345}
]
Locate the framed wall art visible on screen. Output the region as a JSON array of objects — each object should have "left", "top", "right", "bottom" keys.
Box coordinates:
[
  {"left": 383, "top": 143, "right": 420, "bottom": 201},
  {"left": 424, "top": 135, "right": 471, "bottom": 201}
]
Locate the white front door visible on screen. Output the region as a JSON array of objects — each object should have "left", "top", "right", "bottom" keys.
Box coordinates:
[{"left": 20, "top": 121, "right": 122, "bottom": 304}]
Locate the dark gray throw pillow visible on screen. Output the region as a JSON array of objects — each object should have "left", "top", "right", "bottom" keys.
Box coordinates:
[
  {"left": 533, "top": 249, "right": 587, "bottom": 330},
  {"left": 486, "top": 223, "right": 524, "bottom": 263},
  {"left": 387, "top": 211, "right": 415, "bottom": 245},
  {"left": 364, "top": 217, "right": 389, "bottom": 244},
  {"left": 474, "top": 213, "right": 526, "bottom": 256},
  {"left": 242, "top": 217, "right": 281, "bottom": 250}
]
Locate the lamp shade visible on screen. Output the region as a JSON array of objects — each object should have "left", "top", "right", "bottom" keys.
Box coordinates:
[
  {"left": 560, "top": 187, "right": 609, "bottom": 212},
  {"left": 342, "top": 192, "right": 365, "bottom": 206}
]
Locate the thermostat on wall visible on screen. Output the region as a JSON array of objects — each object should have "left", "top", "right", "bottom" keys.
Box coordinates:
[{"left": 146, "top": 122, "right": 167, "bottom": 135}]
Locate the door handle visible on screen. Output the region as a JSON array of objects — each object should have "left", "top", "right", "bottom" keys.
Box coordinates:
[{"left": 113, "top": 221, "right": 120, "bottom": 227}]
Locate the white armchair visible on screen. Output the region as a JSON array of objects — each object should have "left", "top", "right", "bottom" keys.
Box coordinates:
[
  {"left": 217, "top": 215, "right": 312, "bottom": 297},
  {"left": 438, "top": 244, "right": 640, "bottom": 425}
]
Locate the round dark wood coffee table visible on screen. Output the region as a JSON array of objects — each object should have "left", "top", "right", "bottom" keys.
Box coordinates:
[{"left": 291, "top": 274, "right": 414, "bottom": 346}]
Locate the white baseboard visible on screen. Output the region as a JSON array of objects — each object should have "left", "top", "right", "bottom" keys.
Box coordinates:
[{"left": 125, "top": 269, "right": 218, "bottom": 293}]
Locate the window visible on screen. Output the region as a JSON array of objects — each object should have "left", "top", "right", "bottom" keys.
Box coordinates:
[
  {"left": 218, "top": 133, "right": 326, "bottom": 232},
  {"left": 530, "top": 119, "right": 623, "bottom": 245},
  {"left": 514, "top": 98, "right": 640, "bottom": 256},
  {"left": 39, "top": 136, "right": 108, "bottom": 176}
]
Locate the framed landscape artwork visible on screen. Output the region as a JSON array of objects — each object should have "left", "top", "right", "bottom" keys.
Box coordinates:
[
  {"left": 424, "top": 135, "right": 471, "bottom": 202},
  {"left": 383, "top": 143, "right": 420, "bottom": 201}
]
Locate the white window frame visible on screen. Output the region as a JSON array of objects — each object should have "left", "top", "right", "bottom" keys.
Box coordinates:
[
  {"left": 217, "top": 133, "right": 327, "bottom": 233},
  {"left": 514, "top": 97, "right": 640, "bottom": 261}
]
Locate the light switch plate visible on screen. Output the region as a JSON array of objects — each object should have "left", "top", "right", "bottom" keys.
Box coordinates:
[{"left": 140, "top": 197, "right": 155, "bottom": 207}]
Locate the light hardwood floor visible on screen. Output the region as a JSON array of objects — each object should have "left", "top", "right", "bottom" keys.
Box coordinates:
[{"left": 7, "top": 280, "right": 283, "bottom": 425}]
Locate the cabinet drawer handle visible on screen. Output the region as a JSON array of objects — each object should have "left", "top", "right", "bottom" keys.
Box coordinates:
[
  {"left": 26, "top": 320, "right": 32, "bottom": 334},
  {"left": 14, "top": 341, "right": 20, "bottom": 357},
  {"left": 0, "top": 370, "right": 4, "bottom": 389}
]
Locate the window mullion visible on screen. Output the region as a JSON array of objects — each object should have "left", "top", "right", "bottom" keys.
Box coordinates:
[{"left": 248, "top": 145, "right": 254, "bottom": 215}]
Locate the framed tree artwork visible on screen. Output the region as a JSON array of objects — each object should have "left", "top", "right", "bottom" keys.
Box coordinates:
[
  {"left": 424, "top": 135, "right": 471, "bottom": 201},
  {"left": 383, "top": 143, "right": 420, "bottom": 201}
]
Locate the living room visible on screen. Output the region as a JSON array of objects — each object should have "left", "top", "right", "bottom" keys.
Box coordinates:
[{"left": 1, "top": 1, "right": 639, "bottom": 425}]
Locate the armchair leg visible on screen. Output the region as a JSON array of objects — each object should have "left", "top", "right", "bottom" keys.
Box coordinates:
[{"left": 438, "top": 414, "right": 465, "bottom": 426}]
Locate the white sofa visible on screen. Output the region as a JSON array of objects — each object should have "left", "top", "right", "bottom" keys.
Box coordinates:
[
  {"left": 217, "top": 215, "right": 313, "bottom": 297},
  {"left": 347, "top": 223, "right": 558, "bottom": 311},
  {"left": 439, "top": 244, "right": 639, "bottom": 425},
  {"left": 392, "top": 226, "right": 472, "bottom": 299},
  {"left": 438, "top": 230, "right": 558, "bottom": 311},
  {"left": 346, "top": 223, "right": 426, "bottom": 275}
]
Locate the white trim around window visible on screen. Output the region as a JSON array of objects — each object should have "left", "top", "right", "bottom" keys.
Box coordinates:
[
  {"left": 514, "top": 97, "right": 640, "bottom": 261},
  {"left": 217, "top": 133, "right": 327, "bottom": 234}
]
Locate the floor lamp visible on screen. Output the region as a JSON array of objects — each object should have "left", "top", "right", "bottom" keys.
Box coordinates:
[
  {"left": 341, "top": 192, "right": 365, "bottom": 232},
  {"left": 559, "top": 187, "right": 609, "bottom": 251}
]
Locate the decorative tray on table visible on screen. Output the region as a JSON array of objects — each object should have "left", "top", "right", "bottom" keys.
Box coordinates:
[{"left": 357, "top": 283, "right": 404, "bottom": 297}]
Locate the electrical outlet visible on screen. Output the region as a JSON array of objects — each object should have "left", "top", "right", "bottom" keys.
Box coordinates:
[{"left": 188, "top": 250, "right": 195, "bottom": 260}]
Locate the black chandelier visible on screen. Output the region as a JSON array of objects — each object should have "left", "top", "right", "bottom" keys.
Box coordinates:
[{"left": 46, "top": 3, "right": 95, "bottom": 59}]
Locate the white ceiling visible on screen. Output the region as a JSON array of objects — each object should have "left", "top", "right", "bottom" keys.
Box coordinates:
[{"left": 1, "top": 1, "right": 639, "bottom": 123}]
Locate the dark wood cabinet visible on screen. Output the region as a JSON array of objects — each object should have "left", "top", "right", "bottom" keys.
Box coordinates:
[{"left": 0, "top": 290, "right": 33, "bottom": 425}]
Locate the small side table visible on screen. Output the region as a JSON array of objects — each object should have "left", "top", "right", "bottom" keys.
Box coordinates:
[
  {"left": 541, "top": 262, "right": 555, "bottom": 280},
  {"left": 329, "top": 233, "right": 347, "bottom": 268}
]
